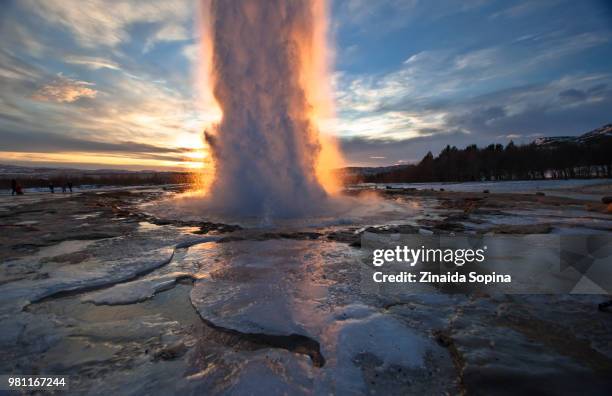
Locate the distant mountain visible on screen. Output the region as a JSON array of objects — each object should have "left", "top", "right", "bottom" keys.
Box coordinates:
[
  {"left": 575, "top": 123, "right": 612, "bottom": 143},
  {"left": 534, "top": 123, "right": 612, "bottom": 146},
  {"left": 0, "top": 163, "right": 184, "bottom": 177},
  {"left": 339, "top": 164, "right": 412, "bottom": 177}
]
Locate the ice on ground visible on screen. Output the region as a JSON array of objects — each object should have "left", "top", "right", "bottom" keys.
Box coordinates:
[
  {"left": 190, "top": 240, "right": 356, "bottom": 336},
  {"left": 82, "top": 239, "right": 221, "bottom": 308},
  {"left": 364, "top": 179, "right": 607, "bottom": 194},
  {"left": 0, "top": 227, "right": 218, "bottom": 314},
  {"left": 71, "top": 314, "right": 180, "bottom": 341},
  {"left": 1, "top": 184, "right": 610, "bottom": 394},
  {"left": 0, "top": 246, "right": 175, "bottom": 314},
  {"left": 319, "top": 309, "right": 432, "bottom": 393},
  {"left": 188, "top": 239, "right": 454, "bottom": 393},
  {"left": 212, "top": 350, "right": 316, "bottom": 395},
  {"left": 82, "top": 272, "right": 196, "bottom": 305}
]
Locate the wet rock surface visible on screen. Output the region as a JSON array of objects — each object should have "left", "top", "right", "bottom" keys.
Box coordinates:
[{"left": 0, "top": 185, "right": 611, "bottom": 394}]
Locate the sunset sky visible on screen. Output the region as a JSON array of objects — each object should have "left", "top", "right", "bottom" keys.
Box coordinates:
[{"left": 1, "top": 0, "right": 611, "bottom": 170}]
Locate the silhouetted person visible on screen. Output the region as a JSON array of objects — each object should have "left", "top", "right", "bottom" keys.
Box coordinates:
[
  {"left": 49, "top": 182, "right": 54, "bottom": 194},
  {"left": 15, "top": 183, "right": 23, "bottom": 195},
  {"left": 11, "top": 179, "right": 17, "bottom": 196},
  {"left": 62, "top": 183, "right": 67, "bottom": 193},
  {"left": 68, "top": 181, "right": 73, "bottom": 193}
]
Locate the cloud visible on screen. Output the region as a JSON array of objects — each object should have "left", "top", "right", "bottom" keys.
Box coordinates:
[
  {"left": 333, "top": 24, "right": 611, "bottom": 147},
  {"left": 336, "top": 73, "right": 612, "bottom": 165},
  {"left": 453, "top": 48, "right": 499, "bottom": 70},
  {"left": 2, "top": 0, "right": 610, "bottom": 171},
  {"left": 65, "top": 55, "right": 121, "bottom": 71},
  {"left": 559, "top": 88, "right": 588, "bottom": 101},
  {"left": 0, "top": 56, "right": 212, "bottom": 169},
  {"left": 335, "top": 0, "right": 488, "bottom": 35},
  {"left": 144, "top": 23, "right": 190, "bottom": 52},
  {"left": 0, "top": 0, "right": 210, "bottom": 170},
  {"left": 0, "top": 18, "right": 46, "bottom": 58},
  {"left": 0, "top": 127, "right": 190, "bottom": 155},
  {"left": 0, "top": 49, "right": 42, "bottom": 81},
  {"left": 181, "top": 43, "right": 198, "bottom": 61},
  {"left": 339, "top": 130, "right": 470, "bottom": 166},
  {"left": 489, "top": 1, "right": 554, "bottom": 19},
  {"left": 32, "top": 75, "right": 97, "bottom": 103},
  {"left": 21, "top": 0, "right": 193, "bottom": 50},
  {"left": 442, "top": 74, "right": 612, "bottom": 137},
  {"left": 527, "top": 32, "right": 610, "bottom": 65}
]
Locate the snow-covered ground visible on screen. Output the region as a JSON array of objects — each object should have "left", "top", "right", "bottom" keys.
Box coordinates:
[{"left": 360, "top": 178, "right": 607, "bottom": 196}]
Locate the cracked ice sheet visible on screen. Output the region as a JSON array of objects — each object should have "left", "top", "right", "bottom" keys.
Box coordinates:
[
  {"left": 188, "top": 239, "right": 449, "bottom": 393},
  {"left": 81, "top": 237, "right": 218, "bottom": 305},
  {"left": 81, "top": 272, "right": 189, "bottom": 305},
  {"left": 0, "top": 246, "right": 175, "bottom": 314},
  {"left": 0, "top": 215, "right": 222, "bottom": 314},
  {"left": 80, "top": 238, "right": 220, "bottom": 306},
  {"left": 0, "top": 228, "right": 212, "bottom": 315}
]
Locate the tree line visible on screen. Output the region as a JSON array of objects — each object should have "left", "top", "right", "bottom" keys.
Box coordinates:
[
  {"left": 3, "top": 172, "right": 193, "bottom": 190},
  {"left": 358, "top": 138, "right": 611, "bottom": 184}
]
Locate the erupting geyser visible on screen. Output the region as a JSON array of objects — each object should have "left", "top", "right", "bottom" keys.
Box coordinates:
[{"left": 198, "top": 0, "right": 342, "bottom": 217}]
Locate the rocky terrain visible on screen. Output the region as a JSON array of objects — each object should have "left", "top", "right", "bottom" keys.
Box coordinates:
[{"left": 0, "top": 183, "right": 611, "bottom": 394}]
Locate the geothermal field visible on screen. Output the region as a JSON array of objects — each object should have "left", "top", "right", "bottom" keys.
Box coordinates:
[
  {"left": 1, "top": 181, "right": 612, "bottom": 394},
  {"left": 1, "top": 0, "right": 611, "bottom": 395}
]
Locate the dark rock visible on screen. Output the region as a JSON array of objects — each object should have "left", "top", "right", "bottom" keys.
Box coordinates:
[
  {"left": 349, "top": 239, "right": 361, "bottom": 248},
  {"left": 153, "top": 342, "right": 188, "bottom": 361},
  {"left": 41, "top": 251, "right": 91, "bottom": 265},
  {"left": 193, "top": 222, "right": 242, "bottom": 234},
  {"left": 489, "top": 224, "right": 552, "bottom": 234},
  {"left": 483, "top": 189, "right": 490, "bottom": 194},
  {"left": 433, "top": 221, "right": 465, "bottom": 232},
  {"left": 261, "top": 231, "right": 322, "bottom": 240},
  {"left": 217, "top": 235, "right": 247, "bottom": 243},
  {"left": 602, "top": 196, "right": 612, "bottom": 204},
  {"left": 434, "top": 332, "right": 453, "bottom": 347},
  {"left": 326, "top": 230, "right": 361, "bottom": 246},
  {"left": 364, "top": 224, "right": 419, "bottom": 234},
  {"left": 599, "top": 300, "right": 612, "bottom": 312},
  {"left": 535, "top": 192, "right": 546, "bottom": 196}
]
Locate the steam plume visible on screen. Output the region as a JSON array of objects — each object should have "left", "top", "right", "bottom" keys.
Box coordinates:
[{"left": 199, "top": 0, "right": 342, "bottom": 217}]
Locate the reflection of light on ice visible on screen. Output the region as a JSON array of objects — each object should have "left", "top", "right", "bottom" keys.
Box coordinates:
[
  {"left": 323, "top": 306, "right": 430, "bottom": 392},
  {"left": 187, "top": 239, "right": 440, "bottom": 392}
]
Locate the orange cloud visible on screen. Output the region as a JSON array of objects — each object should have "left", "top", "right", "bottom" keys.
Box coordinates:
[{"left": 32, "top": 75, "right": 97, "bottom": 103}]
